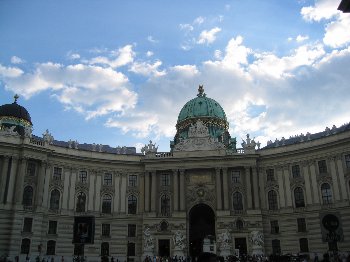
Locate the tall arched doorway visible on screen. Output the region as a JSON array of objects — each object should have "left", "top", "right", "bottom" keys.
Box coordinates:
[{"left": 189, "top": 204, "right": 215, "bottom": 258}]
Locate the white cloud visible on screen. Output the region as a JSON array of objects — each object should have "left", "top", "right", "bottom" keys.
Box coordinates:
[
  {"left": 197, "top": 27, "right": 222, "bottom": 45},
  {"left": 146, "top": 51, "right": 154, "bottom": 57},
  {"left": 301, "top": 0, "right": 339, "bottom": 22},
  {"left": 69, "top": 53, "right": 81, "bottom": 60},
  {"left": 296, "top": 35, "right": 309, "bottom": 42},
  {"left": 0, "top": 64, "right": 24, "bottom": 78},
  {"left": 129, "top": 60, "right": 166, "bottom": 77},
  {"left": 147, "top": 36, "right": 158, "bottom": 43},
  {"left": 323, "top": 15, "right": 350, "bottom": 47},
  {"left": 179, "top": 23, "right": 194, "bottom": 32},
  {"left": 193, "top": 16, "right": 205, "bottom": 25},
  {"left": 11, "top": 56, "right": 24, "bottom": 64},
  {"left": 89, "top": 45, "right": 135, "bottom": 68}
]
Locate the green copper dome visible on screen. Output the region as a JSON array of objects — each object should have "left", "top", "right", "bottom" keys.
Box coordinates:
[
  {"left": 173, "top": 85, "right": 231, "bottom": 147},
  {"left": 178, "top": 92, "right": 227, "bottom": 122}
]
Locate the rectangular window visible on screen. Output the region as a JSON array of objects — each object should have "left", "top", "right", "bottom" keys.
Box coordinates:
[
  {"left": 104, "top": 173, "right": 112, "bottom": 186},
  {"left": 318, "top": 160, "right": 327, "bottom": 174},
  {"left": 270, "top": 220, "right": 279, "bottom": 234},
  {"left": 299, "top": 238, "right": 309, "bottom": 252},
  {"left": 128, "top": 224, "right": 136, "bottom": 237},
  {"left": 292, "top": 165, "right": 301, "bottom": 178},
  {"left": 128, "top": 175, "right": 137, "bottom": 187},
  {"left": 102, "top": 224, "right": 110, "bottom": 237},
  {"left": 79, "top": 170, "right": 87, "bottom": 183},
  {"left": 161, "top": 174, "right": 170, "bottom": 186},
  {"left": 53, "top": 167, "right": 62, "bottom": 181},
  {"left": 23, "top": 217, "right": 33, "bottom": 233},
  {"left": 231, "top": 171, "right": 241, "bottom": 183},
  {"left": 26, "top": 162, "right": 36, "bottom": 176},
  {"left": 272, "top": 239, "right": 281, "bottom": 255},
  {"left": 48, "top": 220, "right": 57, "bottom": 235},
  {"left": 345, "top": 154, "right": 350, "bottom": 169},
  {"left": 297, "top": 218, "right": 307, "bottom": 232},
  {"left": 266, "top": 169, "right": 275, "bottom": 181}
]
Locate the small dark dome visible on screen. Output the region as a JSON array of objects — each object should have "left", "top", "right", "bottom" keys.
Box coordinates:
[{"left": 0, "top": 102, "right": 32, "bottom": 124}]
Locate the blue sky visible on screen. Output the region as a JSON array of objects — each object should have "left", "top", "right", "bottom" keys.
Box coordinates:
[{"left": 1, "top": 0, "right": 350, "bottom": 152}]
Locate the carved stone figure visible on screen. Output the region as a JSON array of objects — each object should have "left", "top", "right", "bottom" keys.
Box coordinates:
[
  {"left": 250, "top": 230, "right": 264, "bottom": 247},
  {"left": 143, "top": 227, "right": 154, "bottom": 251},
  {"left": 24, "top": 126, "right": 32, "bottom": 138},
  {"left": 141, "top": 140, "right": 158, "bottom": 154},
  {"left": 42, "top": 129, "right": 54, "bottom": 144},
  {"left": 218, "top": 230, "right": 230, "bottom": 250},
  {"left": 173, "top": 230, "right": 185, "bottom": 250}
]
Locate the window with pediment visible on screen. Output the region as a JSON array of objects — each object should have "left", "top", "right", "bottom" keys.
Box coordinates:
[
  {"left": 128, "top": 195, "right": 137, "bottom": 214},
  {"left": 232, "top": 192, "right": 243, "bottom": 210},
  {"left": 318, "top": 160, "right": 327, "bottom": 174},
  {"left": 102, "top": 194, "right": 112, "bottom": 214},
  {"left": 161, "top": 174, "right": 170, "bottom": 186},
  {"left": 268, "top": 190, "right": 278, "bottom": 210},
  {"left": 294, "top": 187, "right": 305, "bottom": 208},
  {"left": 49, "top": 189, "right": 60, "bottom": 210},
  {"left": 321, "top": 183, "right": 332, "bottom": 204},
  {"left": 23, "top": 186, "right": 33, "bottom": 207},
  {"left": 76, "top": 192, "right": 86, "bottom": 212}
]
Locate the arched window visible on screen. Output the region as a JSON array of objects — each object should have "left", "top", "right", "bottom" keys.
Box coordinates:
[
  {"left": 236, "top": 219, "right": 243, "bottom": 230},
  {"left": 22, "top": 186, "right": 33, "bottom": 206},
  {"left": 128, "top": 195, "right": 137, "bottom": 214},
  {"left": 232, "top": 192, "right": 243, "bottom": 211},
  {"left": 49, "top": 189, "right": 60, "bottom": 210},
  {"left": 76, "top": 192, "right": 86, "bottom": 212},
  {"left": 102, "top": 195, "right": 112, "bottom": 214},
  {"left": 21, "top": 238, "right": 31, "bottom": 254},
  {"left": 160, "top": 195, "right": 170, "bottom": 216},
  {"left": 101, "top": 242, "right": 109, "bottom": 256},
  {"left": 294, "top": 187, "right": 305, "bottom": 208},
  {"left": 46, "top": 240, "right": 56, "bottom": 255},
  {"left": 321, "top": 183, "right": 332, "bottom": 204},
  {"left": 268, "top": 190, "right": 278, "bottom": 210}
]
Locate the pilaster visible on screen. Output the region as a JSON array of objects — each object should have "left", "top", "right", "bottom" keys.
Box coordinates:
[
  {"left": 222, "top": 168, "right": 229, "bottom": 210},
  {"left": 245, "top": 167, "right": 252, "bottom": 209},
  {"left": 179, "top": 169, "right": 185, "bottom": 211},
  {"left": 215, "top": 168, "right": 222, "bottom": 210}
]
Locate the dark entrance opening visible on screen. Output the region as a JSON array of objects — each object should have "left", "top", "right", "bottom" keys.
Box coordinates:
[
  {"left": 235, "top": 238, "right": 247, "bottom": 256},
  {"left": 158, "top": 239, "right": 170, "bottom": 257},
  {"left": 189, "top": 204, "right": 215, "bottom": 259}
]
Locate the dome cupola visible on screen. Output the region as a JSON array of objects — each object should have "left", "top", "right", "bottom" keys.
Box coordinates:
[{"left": 0, "top": 94, "right": 32, "bottom": 136}]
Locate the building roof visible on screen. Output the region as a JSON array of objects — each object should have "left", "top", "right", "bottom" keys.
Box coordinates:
[{"left": 0, "top": 95, "right": 32, "bottom": 125}]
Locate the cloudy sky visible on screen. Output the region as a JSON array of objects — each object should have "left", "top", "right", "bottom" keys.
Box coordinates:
[{"left": 1, "top": 0, "right": 349, "bottom": 152}]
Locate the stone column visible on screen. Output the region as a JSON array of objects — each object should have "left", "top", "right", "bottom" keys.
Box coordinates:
[
  {"left": 35, "top": 161, "right": 47, "bottom": 207},
  {"left": 302, "top": 161, "right": 313, "bottom": 205},
  {"left": 6, "top": 157, "right": 18, "bottom": 205},
  {"left": 222, "top": 168, "right": 229, "bottom": 210},
  {"left": 336, "top": 156, "right": 348, "bottom": 200},
  {"left": 309, "top": 161, "right": 319, "bottom": 204},
  {"left": 216, "top": 168, "right": 222, "bottom": 210},
  {"left": 245, "top": 167, "right": 252, "bottom": 209},
  {"left": 173, "top": 169, "right": 179, "bottom": 212},
  {"left": 15, "top": 157, "right": 27, "bottom": 204},
  {"left": 258, "top": 168, "right": 266, "bottom": 209},
  {"left": 179, "top": 169, "right": 185, "bottom": 211},
  {"left": 144, "top": 172, "right": 150, "bottom": 212},
  {"left": 0, "top": 156, "right": 10, "bottom": 204},
  {"left": 277, "top": 166, "right": 285, "bottom": 208},
  {"left": 329, "top": 157, "right": 340, "bottom": 201},
  {"left": 150, "top": 171, "right": 157, "bottom": 212},
  {"left": 283, "top": 165, "right": 292, "bottom": 207},
  {"left": 252, "top": 167, "right": 260, "bottom": 209}
]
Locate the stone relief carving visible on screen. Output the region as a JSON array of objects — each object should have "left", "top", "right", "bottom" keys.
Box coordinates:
[
  {"left": 250, "top": 231, "right": 264, "bottom": 247},
  {"left": 186, "top": 185, "right": 215, "bottom": 205},
  {"left": 0, "top": 125, "right": 19, "bottom": 136},
  {"left": 143, "top": 227, "right": 155, "bottom": 251},
  {"left": 173, "top": 230, "right": 186, "bottom": 250},
  {"left": 217, "top": 230, "right": 230, "bottom": 250},
  {"left": 174, "top": 120, "right": 225, "bottom": 152}
]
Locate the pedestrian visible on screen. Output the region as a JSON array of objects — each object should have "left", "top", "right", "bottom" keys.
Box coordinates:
[{"left": 61, "top": 257, "right": 64, "bottom": 262}]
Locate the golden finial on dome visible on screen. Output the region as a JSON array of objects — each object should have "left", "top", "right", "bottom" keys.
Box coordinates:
[{"left": 13, "top": 94, "right": 19, "bottom": 103}]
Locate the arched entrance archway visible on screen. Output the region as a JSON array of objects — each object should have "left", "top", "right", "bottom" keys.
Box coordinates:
[{"left": 189, "top": 203, "right": 215, "bottom": 258}]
